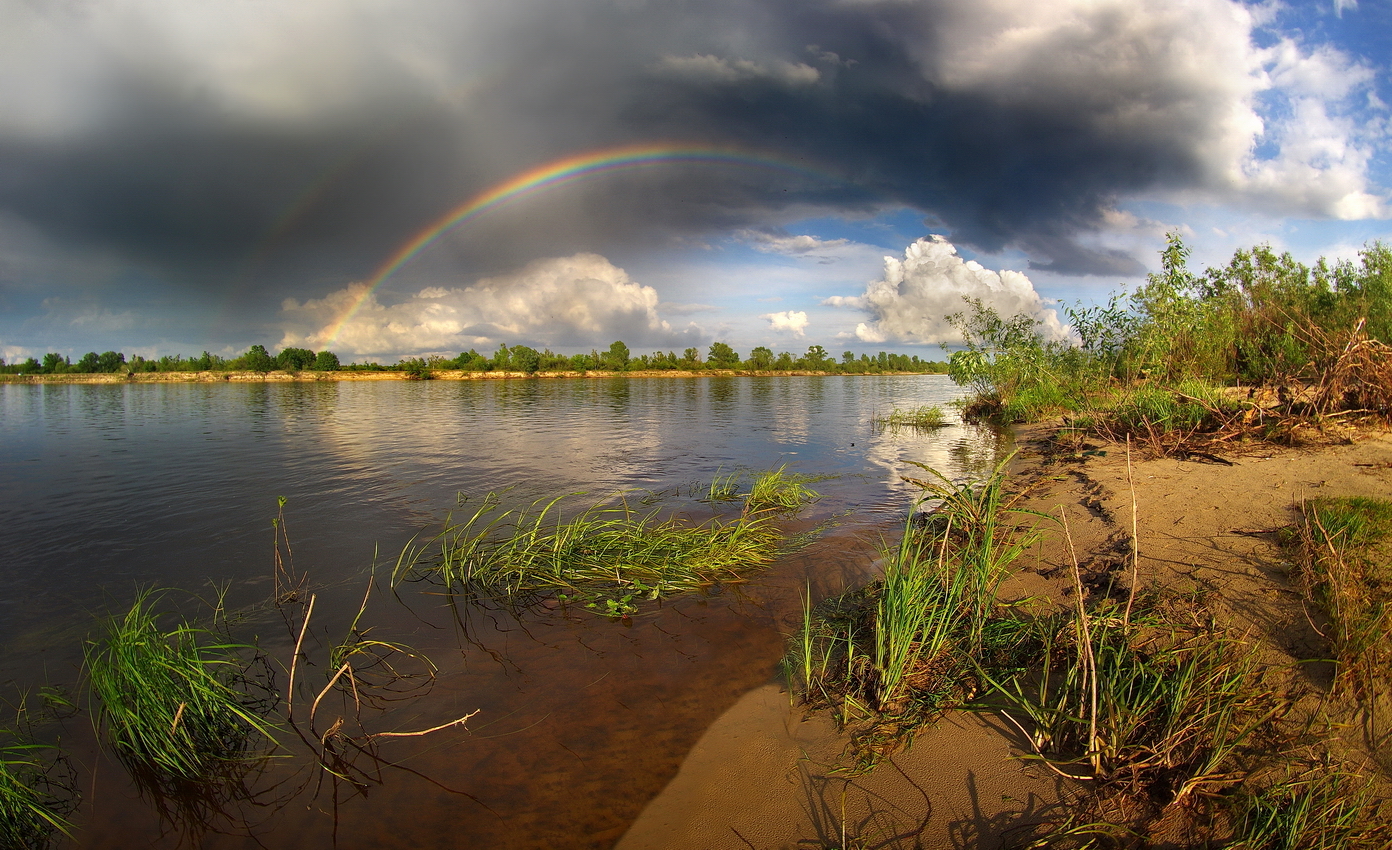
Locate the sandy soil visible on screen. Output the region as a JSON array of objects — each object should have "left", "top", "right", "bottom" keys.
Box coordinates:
[{"left": 618, "top": 424, "right": 1392, "bottom": 849}]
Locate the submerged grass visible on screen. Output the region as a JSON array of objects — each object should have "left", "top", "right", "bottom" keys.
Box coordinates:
[
  {"left": 396, "top": 470, "right": 818, "bottom": 616},
  {"left": 85, "top": 592, "right": 279, "bottom": 784}
]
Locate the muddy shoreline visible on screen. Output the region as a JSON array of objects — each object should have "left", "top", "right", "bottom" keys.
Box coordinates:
[{"left": 617, "top": 421, "right": 1392, "bottom": 849}]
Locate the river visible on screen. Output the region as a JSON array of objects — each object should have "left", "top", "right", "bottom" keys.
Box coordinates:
[{"left": 0, "top": 375, "right": 1005, "bottom": 848}]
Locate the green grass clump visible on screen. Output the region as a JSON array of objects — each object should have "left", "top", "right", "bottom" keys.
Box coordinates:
[
  {"left": 785, "top": 455, "right": 1039, "bottom": 767},
  {"left": 986, "top": 603, "right": 1274, "bottom": 798},
  {"left": 874, "top": 406, "right": 948, "bottom": 430},
  {"left": 1103, "top": 379, "right": 1243, "bottom": 435},
  {"left": 396, "top": 476, "right": 816, "bottom": 616},
  {"left": 0, "top": 737, "right": 72, "bottom": 850},
  {"left": 743, "top": 465, "right": 820, "bottom": 514},
  {"left": 1229, "top": 767, "right": 1392, "bottom": 850},
  {"left": 1290, "top": 496, "right": 1392, "bottom": 703},
  {"left": 86, "top": 593, "right": 279, "bottom": 783}
]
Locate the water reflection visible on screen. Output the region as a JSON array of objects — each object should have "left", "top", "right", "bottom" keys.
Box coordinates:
[{"left": 0, "top": 375, "right": 1010, "bottom": 849}]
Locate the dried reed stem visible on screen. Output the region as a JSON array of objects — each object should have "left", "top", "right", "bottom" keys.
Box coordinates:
[
  {"left": 370, "top": 709, "right": 481, "bottom": 739},
  {"left": 310, "top": 662, "right": 352, "bottom": 731},
  {"left": 286, "top": 593, "right": 316, "bottom": 722},
  {"left": 1125, "top": 436, "right": 1139, "bottom": 626},
  {"left": 1061, "top": 505, "right": 1100, "bottom": 776}
]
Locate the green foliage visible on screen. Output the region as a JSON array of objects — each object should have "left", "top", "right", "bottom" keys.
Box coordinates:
[
  {"left": 85, "top": 593, "right": 279, "bottom": 783},
  {"left": 946, "top": 298, "right": 1080, "bottom": 422},
  {"left": 601, "top": 340, "right": 630, "bottom": 371},
  {"left": 510, "top": 345, "right": 541, "bottom": 374},
  {"left": 984, "top": 604, "right": 1272, "bottom": 796},
  {"left": 312, "top": 350, "right": 340, "bottom": 371},
  {"left": 801, "top": 344, "right": 834, "bottom": 371},
  {"left": 747, "top": 346, "right": 774, "bottom": 370},
  {"left": 398, "top": 357, "right": 433, "bottom": 379},
  {"left": 1290, "top": 496, "right": 1392, "bottom": 704},
  {"left": 240, "top": 345, "right": 276, "bottom": 373},
  {"left": 1102, "top": 379, "right": 1244, "bottom": 436},
  {"left": 707, "top": 341, "right": 740, "bottom": 369},
  {"left": 786, "top": 454, "right": 1039, "bottom": 765},
  {"left": 275, "top": 347, "right": 316, "bottom": 371},
  {"left": 1229, "top": 767, "right": 1392, "bottom": 850}
]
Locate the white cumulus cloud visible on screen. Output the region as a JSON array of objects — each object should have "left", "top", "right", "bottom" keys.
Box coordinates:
[
  {"left": 279, "top": 253, "right": 699, "bottom": 359},
  {"left": 825, "top": 236, "right": 1069, "bottom": 346},
  {"left": 761, "top": 310, "right": 809, "bottom": 337},
  {"left": 737, "top": 230, "right": 851, "bottom": 256}
]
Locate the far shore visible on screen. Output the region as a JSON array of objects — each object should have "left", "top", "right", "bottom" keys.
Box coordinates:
[{"left": 0, "top": 368, "right": 947, "bottom": 385}]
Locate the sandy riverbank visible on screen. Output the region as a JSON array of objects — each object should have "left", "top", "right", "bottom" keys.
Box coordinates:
[{"left": 617, "top": 422, "right": 1392, "bottom": 849}]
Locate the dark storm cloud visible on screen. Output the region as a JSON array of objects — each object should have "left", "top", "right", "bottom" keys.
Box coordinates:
[{"left": 0, "top": 0, "right": 1376, "bottom": 313}]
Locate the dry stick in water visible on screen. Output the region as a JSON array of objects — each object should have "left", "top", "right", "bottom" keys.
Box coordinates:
[
  {"left": 286, "top": 593, "right": 316, "bottom": 723},
  {"left": 1125, "top": 436, "right": 1140, "bottom": 627},
  {"left": 310, "top": 662, "right": 353, "bottom": 732},
  {"left": 370, "top": 709, "right": 481, "bottom": 739},
  {"left": 1061, "top": 506, "right": 1100, "bottom": 777}
]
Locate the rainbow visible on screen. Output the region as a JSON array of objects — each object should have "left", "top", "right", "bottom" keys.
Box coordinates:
[{"left": 320, "top": 142, "right": 829, "bottom": 347}]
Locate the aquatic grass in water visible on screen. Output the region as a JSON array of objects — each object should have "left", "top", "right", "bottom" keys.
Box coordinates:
[
  {"left": 396, "top": 471, "right": 818, "bottom": 615},
  {"left": 743, "top": 465, "right": 821, "bottom": 515},
  {"left": 0, "top": 736, "right": 73, "bottom": 850},
  {"left": 873, "top": 405, "right": 947, "bottom": 430},
  {"left": 85, "top": 593, "right": 279, "bottom": 783}
]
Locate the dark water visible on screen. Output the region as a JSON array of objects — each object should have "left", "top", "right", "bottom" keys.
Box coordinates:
[{"left": 0, "top": 376, "right": 1005, "bottom": 848}]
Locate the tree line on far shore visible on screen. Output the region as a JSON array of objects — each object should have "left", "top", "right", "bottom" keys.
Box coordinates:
[
  {"left": 1, "top": 341, "right": 948, "bottom": 377},
  {"left": 0, "top": 346, "right": 339, "bottom": 376}
]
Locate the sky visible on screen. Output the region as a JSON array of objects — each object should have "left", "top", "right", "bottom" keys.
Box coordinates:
[{"left": 1, "top": 0, "right": 1389, "bottom": 364}]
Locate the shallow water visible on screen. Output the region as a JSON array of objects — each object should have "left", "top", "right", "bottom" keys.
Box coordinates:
[{"left": 0, "top": 375, "right": 1006, "bottom": 848}]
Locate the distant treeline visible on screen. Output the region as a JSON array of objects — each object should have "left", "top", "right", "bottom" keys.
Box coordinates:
[
  {"left": 1, "top": 341, "right": 948, "bottom": 377},
  {"left": 0, "top": 346, "right": 339, "bottom": 375}
]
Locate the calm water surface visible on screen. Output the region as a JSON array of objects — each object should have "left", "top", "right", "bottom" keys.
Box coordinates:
[{"left": 0, "top": 376, "right": 1006, "bottom": 848}]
